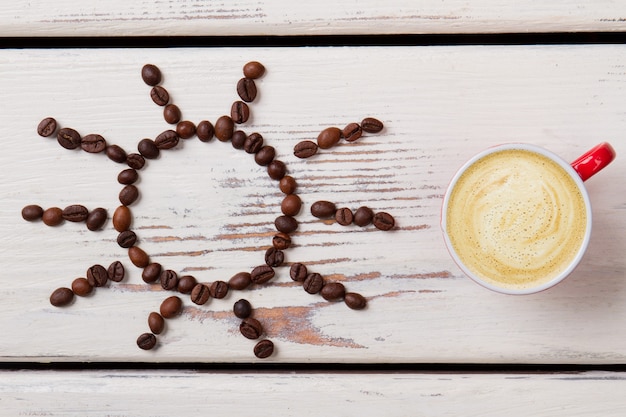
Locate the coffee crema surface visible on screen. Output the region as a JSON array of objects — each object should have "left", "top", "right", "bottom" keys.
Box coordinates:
[{"left": 446, "top": 149, "right": 587, "bottom": 290}]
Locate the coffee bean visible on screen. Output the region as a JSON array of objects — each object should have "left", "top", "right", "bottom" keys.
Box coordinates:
[
  {"left": 160, "top": 270, "right": 179, "bottom": 291},
  {"left": 141, "top": 64, "right": 162, "bottom": 86},
  {"left": 215, "top": 116, "right": 234, "bottom": 141},
  {"left": 303, "top": 273, "right": 324, "bottom": 294},
  {"left": 254, "top": 145, "right": 275, "bottom": 166},
  {"left": 86, "top": 208, "right": 107, "bottom": 231},
  {"left": 231, "top": 101, "right": 250, "bottom": 124},
  {"left": 274, "top": 215, "right": 298, "bottom": 233},
  {"left": 264, "top": 247, "right": 284, "bottom": 267},
  {"left": 138, "top": 138, "right": 159, "bottom": 159},
  {"left": 361, "top": 117, "right": 384, "bottom": 133},
  {"left": 128, "top": 246, "right": 150, "bottom": 268},
  {"left": 126, "top": 153, "right": 145, "bottom": 170},
  {"left": 279, "top": 176, "right": 297, "bottom": 194},
  {"left": 155, "top": 130, "right": 179, "bottom": 150},
  {"left": 293, "top": 140, "right": 318, "bottom": 159},
  {"left": 344, "top": 292, "right": 367, "bottom": 310},
  {"left": 21, "top": 204, "right": 44, "bottom": 221},
  {"left": 61, "top": 204, "right": 88, "bottom": 222},
  {"left": 177, "top": 275, "right": 197, "bottom": 294},
  {"left": 113, "top": 205, "right": 132, "bottom": 232},
  {"left": 160, "top": 296, "right": 183, "bottom": 319},
  {"left": 150, "top": 85, "right": 169, "bottom": 106},
  {"left": 37, "top": 117, "right": 57, "bottom": 137},
  {"left": 176, "top": 121, "right": 196, "bottom": 139},
  {"left": 117, "top": 230, "right": 137, "bottom": 248},
  {"left": 240, "top": 317, "right": 263, "bottom": 339},
  {"left": 228, "top": 272, "right": 252, "bottom": 290},
  {"left": 233, "top": 299, "right": 252, "bottom": 319},
  {"left": 310, "top": 200, "right": 336, "bottom": 218},
  {"left": 81, "top": 134, "right": 107, "bottom": 153},
  {"left": 42, "top": 207, "right": 63, "bottom": 226},
  {"left": 107, "top": 261, "right": 125, "bottom": 282},
  {"left": 119, "top": 185, "right": 139, "bottom": 206},
  {"left": 142, "top": 262, "right": 162, "bottom": 283},
  {"left": 244, "top": 132, "right": 263, "bottom": 154},
  {"left": 118, "top": 168, "right": 139, "bottom": 185},
  {"left": 137, "top": 332, "right": 157, "bottom": 350},
  {"left": 57, "top": 127, "right": 82, "bottom": 150},
  {"left": 353, "top": 206, "right": 374, "bottom": 227},
  {"left": 280, "top": 194, "right": 301, "bottom": 216},
  {"left": 87, "top": 264, "right": 108, "bottom": 287},
  {"left": 289, "top": 263, "right": 308, "bottom": 282},
  {"left": 243, "top": 61, "right": 265, "bottom": 79},
  {"left": 254, "top": 339, "right": 274, "bottom": 359},
  {"left": 106, "top": 144, "right": 127, "bottom": 163},
  {"left": 267, "top": 160, "right": 287, "bottom": 180},
  {"left": 148, "top": 312, "right": 165, "bottom": 334},
  {"left": 196, "top": 120, "right": 214, "bottom": 142},
  {"left": 231, "top": 130, "right": 247, "bottom": 149},
  {"left": 250, "top": 265, "right": 275, "bottom": 285},
  {"left": 342, "top": 122, "right": 363, "bottom": 142},
  {"left": 209, "top": 281, "right": 229, "bottom": 299},
  {"left": 50, "top": 287, "right": 74, "bottom": 307},
  {"left": 317, "top": 127, "right": 342, "bottom": 149},
  {"left": 237, "top": 78, "right": 257, "bottom": 102},
  {"left": 373, "top": 212, "right": 395, "bottom": 231},
  {"left": 335, "top": 207, "right": 353, "bottom": 226},
  {"left": 320, "top": 282, "right": 345, "bottom": 301},
  {"left": 71, "top": 277, "right": 93, "bottom": 297},
  {"left": 190, "top": 283, "right": 211, "bottom": 305},
  {"left": 272, "top": 232, "right": 291, "bottom": 250}
]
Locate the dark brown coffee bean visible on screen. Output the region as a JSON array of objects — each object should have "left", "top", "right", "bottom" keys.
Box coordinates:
[
  {"left": 231, "top": 101, "right": 250, "bottom": 124},
  {"left": 243, "top": 61, "right": 265, "bottom": 79},
  {"left": 317, "top": 127, "right": 342, "bottom": 149},
  {"left": 272, "top": 232, "right": 291, "bottom": 250},
  {"left": 86, "top": 207, "right": 107, "bottom": 231},
  {"left": 126, "top": 153, "right": 145, "bottom": 170},
  {"left": 320, "top": 282, "right": 346, "bottom": 301},
  {"left": 335, "top": 207, "right": 353, "bottom": 226},
  {"left": 264, "top": 247, "right": 284, "bottom": 268},
  {"left": 281, "top": 194, "right": 301, "bottom": 216},
  {"left": 267, "top": 160, "right": 287, "bottom": 180},
  {"left": 50, "top": 287, "right": 74, "bottom": 307},
  {"left": 137, "top": 332, "right": 157, "bottom": 350},
  {"left": 353, "top": 206, "right": 374, "bottom": 227},
  {"left": 293, "top": 140, "right": 318, "bottom": 159},
  {"left": 160, "top": 270, "right": 179, "bottom": 291},
  {"left": 160, "top": 296, "right": 183, "bottom": 319},
  {"left": 21, "top": 204, "right": 44, "bottom": 221},
  {"left": 237, "top": 78, "right": 257, "bottom": 102},
  {"left": 240, "top": 317, "right": 263, "bottom": 339},
  {"left": 155, "top": 130, "right": 179, "bottom": 150},
  {"left": 373, "top": 212, "right": 395, "bottom": 231},
  {"left": 233, "top": 299, "right": 252, "bottom": 319},
  {"left": 279, "top": 176, "right": 297, "bottom": 194},
  {"left": 361, "top": 117, "right": 384, "bottom": 133},
  {"left": 342, "top": 122, "right": 363, "bottom": 142},
  {"left": 215, "top": 116, "right": 234, "bottom": 141},
  {"left": 128, "top": 246, "right": 150, "bottom": 268},
  {"left": 117, "top": 230, "right": 137, "bottom": 248},
  {"left": 142, "top": 262, "right": 162, "bottom": 283},
  {"left": 228, "top": 272, "right": 252, "bottom": 290},
  {"left": 71, "top": 278, "right": 92, "bottom": 297},
  {"left": 81, "top": 134, "right": 107, "bottom": 153},
  {"left": 303, "top": 273, "right": 324, "bottom": 294},
  {"left": 57, "top": 127, "right": 81, "bottom": 150},
  {"left": 106, "top": 144, "right": 127, "bottom": 163},
  {"left": 175, "top": 120, "right": 196, "bottom": 139},
  {"left": 274, "top": 215, "right": 298, "bottom": 233},
  {"left": 254, "top": 339, "right": 274, "bottom": 359},
  {"left": 344, "top": 292, "right": 367, "bottom": 310},
  {"left": 118, "top": 168, "right": 139, "bottom": 185},
  {"left": 244, "top": 132, "right": 263, "bottom": 154},
  {"left": 119, "top": 185, "right": 139, "bottom": 206},
  {"left": 230, "top": 130, "right": 246, "bottom": 149},
  {"left": 254, "top": 145, "right": 275, "bottom": 166},
  {"left": 148, "top": 312, "right": 165, "bottom": 334},
  {"left": 87, "top": 264, "right": 108, "bottom": 287},
  {"left": 251, "top": 265, "right": 275, "bottom": 285},
  {"left": 310, "top": 200, "right": 336, "bottom": 218},
  {"left": 190, "top": 283, "right": 211, "bottom": 305},
  {"left": 196, "top": 120, "right": 214, "bottom": 142},
  {"left": 150, "top": 85, "right": 169, "bottom": 106},
  {"left": 42, "top": 207, "right": 63, "bottom": 226},
  {"left": 209, "top": 281, "right": 229, "bottom": 299},
  {"left": 289, "top": 263, "right": 308, "bottom": 282},
  {"left": 107, "top": 261, "right": 125, "bottom": 282},
  {"left": 113, "top": 205, "right": 131, "bottom": 232},
  {"left": 142, "top": 64, "right": 162, "bottom": 86},
  {"left": 37, "top": 117, "right": 57, "bottom": 137},
  {"left": 138, "top": 138, "right": 159, "bottom": 159},
  {"left": 177, "top": 275, "right": 197, "bottom": 294},
  {"left": 62, "top": 205, "right": 88, "bottom": 222}
]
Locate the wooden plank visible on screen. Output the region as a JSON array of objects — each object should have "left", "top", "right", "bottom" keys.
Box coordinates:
[
  {"left": 0, "top": 46, "right": 625, "bottom": 363},
  {"left": 1, "top": 0, "right": 626, "bottom": 37}
]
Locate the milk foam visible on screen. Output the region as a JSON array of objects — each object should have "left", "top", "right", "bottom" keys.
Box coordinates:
[{"left": 446, "top": 149, "right": 587, "bottom": 290}]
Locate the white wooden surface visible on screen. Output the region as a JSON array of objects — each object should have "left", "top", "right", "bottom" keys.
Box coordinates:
[{"left": 1, "top": 46, "right": 625, "bottom": 364}]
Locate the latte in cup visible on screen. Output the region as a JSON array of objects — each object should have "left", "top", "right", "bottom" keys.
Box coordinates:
[{"left": 444, "top": 148, "right": 588, "bottom": 291}]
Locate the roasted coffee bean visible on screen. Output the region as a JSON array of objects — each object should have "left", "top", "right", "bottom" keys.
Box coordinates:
[
  {"left": 177, "top": 275, "right": 197, "bottom": 294},
  {"left": 209, "top": 281, "right": 229, "bottom": 299},
  {"left": 136, "top": 332, "right": 157, "bottom": 350},
  {"left": 160, "top": 296, "right": 183, "bottom": 319},
  {"left": 160, "top": 270, "right": 179, "bottom": 291},
  {"left": 155, "top": 130, "right": 179, "bottom": 150},
  {"left": 231, "top": 101, "right": 250, "bottom": 124},
  {"left": 57, "top": 127, "right": 82, "bottom": 150},
  {"left": 196, "top": 120, "right": 214, "bottom": 142},
  {"left": 190, "top": 283, "right": 210, "bottom": 305},
  {"left": 137, "top": 138, "right": 159, "bottom": 159},
  {"left": 126, "top": 153, "right": 145, "bottom": 170},
  {"left": 254, "top": 339, "right": 274, "bottom": 359},
  {"left": 107, "top": 261, "right": 125, "bottom": 282},
  {"left": 71, "top": 277, "right": 93, "bottom": 297},
  {"left": 128, "top": 246, "right": 150, "bottom": 268},
  {"left": 176, "top": 120, "right": 196, "bottom": 139},
  {"left": 310, "top": 200, "right": 336, "bottom": 218},
  {"left": 81, "top": 134, "right": 107, "bottom": 153},
  {"left": 344, "top": 292, "right": 367, "bottom": 310},
  {"left": 117, "top": 230, "right": 137, "bottom": 248},
  {"left": 62, "top": 204, "right": 89, "bottom": 222},
  {"left": 317, "top": 127, "right": 342, "bottom": 149},
  {"left": 353, "top": 206, "right": 374, "bottom": 227},
  {"left": 148, "top": 312, "right": 165, "bottom": 335},
  {"left": 118, "top": 168, "right": 139, "bottom": 185},
  {"left": 335, "top": 207, "right": 353, "bottom": 226},
  {"left": 320, "top": 282, "right": 346, "bottom": 301},
  {"left": 244, "top": 132, "right": 263, "bottom": 154},
  {"left": 254, "top": 145, "right": 275, "bottom": 166},
  {"left": 240, "top": 317, "right": 263, "bottom": 339},
  {"left": 21, "top": 204, "right": 44, "bottom": 221},
  {"left": 279, "top": 176, "right": 297, "bottom": 194},
  {"left": 228, "top": 272, "right": 252, "bottom": 290},
  {"left": 272, "top": 232, "right": 291, "bottom": 250},
  {"left": 250, "top": 265, "right": 275, "bottom": 285},
  {"left": 150, "top": 85, "right": 169, "bottom": 106},
  {"left": 142, "top": 262, "right": 162, "bottom": 283},
  {"left": 281, "top": 194, "right": 301, "bottom": 216},
  {"left": 293, "top": 140, "right": 318, "bottom": 159},
  {"left": 303, "top": 272, "right": 324, "bottom": 294},
  {"left": 342, "top": 122, "right": 363, "bottom": 142},
  {"left": 106, "top": 144, "right": 127, "bottom": 163},
  {"left": 87, "top": 264, "right": 108, "bottom": 287},
  {"left": 264, "top": 247, "right": 284, "bottom": 267},
  {"left": 119, "top": 184, "right": 139, "bottom": 206},
  {"left": 113, "top": 205, "right": 132, "bottom": 232},
  {"left": 289, "top": 262, "right": 308, "bottom": 282},
  {"left": 42, "top": 207, "right": 63, "bottom": 226},
  {"left": 243, "top": 61, "right": 265, "bottom": 79},
  {"left": 50, "top": 287, "right": 74, "bottom": 307},
  {"left": 86, "top": 207, "right": 107, "bottom": 231},
  {"left": 214, "top": 116, "right": 234, "bottom": 141},
  {"left": 274, "top": 215, "right": 298, "bottom": 233},
  {"left": 361, "top": 117, "right": 384, "bottom": 133},
  {"left": 141, "top": 64, "right": 162, "bottom": 86},
  {"left": 373, "top": 212, "right": 395, "bottom": 231},
  {"left": 231, "top": 130, "right": 247, "bottom": 149},
  {"left": 237, "top": 78, "right": 257, "bottom": 102},
  {"left": 37, "top": 117, "right": 57, "bottom": 137},
  {"left": 233, "top": 299, "right": 252, "bottom": 319},
  {"left": 267, "top": 160, "right": 287, "bottom": 180}
]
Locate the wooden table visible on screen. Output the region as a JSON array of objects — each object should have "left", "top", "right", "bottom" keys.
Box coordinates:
[{"left": 1, "top": 1, "right": 625, "bottom": 415}]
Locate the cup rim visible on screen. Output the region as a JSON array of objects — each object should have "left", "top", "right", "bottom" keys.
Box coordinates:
[{"left": 441, "top": 143, "right": 593, "bottom": 295}]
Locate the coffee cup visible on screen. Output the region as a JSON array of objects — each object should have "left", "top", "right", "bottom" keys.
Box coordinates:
[{"left": 441, "top": 142, "right": 615, "bottom": 295}]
